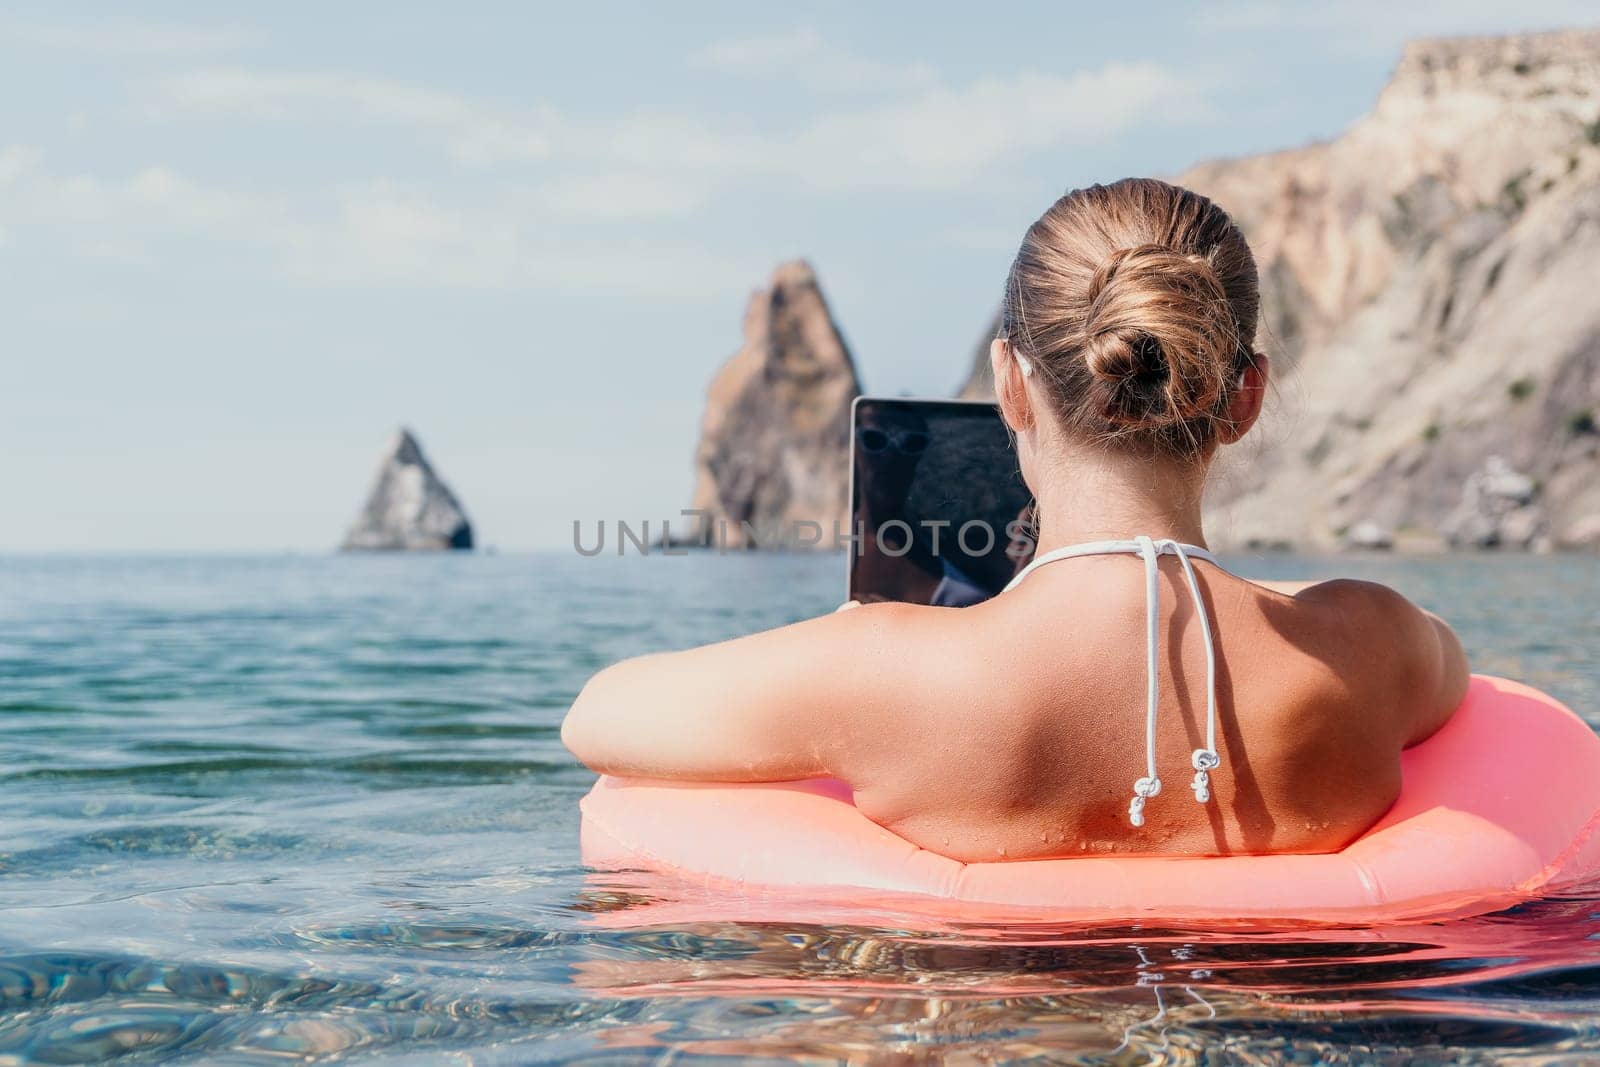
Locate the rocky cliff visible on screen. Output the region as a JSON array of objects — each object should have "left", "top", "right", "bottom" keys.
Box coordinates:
[
  {"left": 963, "top": 28, "right": 1600, "bottom": 550},
  {"left": 342, "top": 428, "right": 474, "bottom": 551},
  {"left": 683, "top": 261, "right": 862, "bottom": 548},
  {"left": 956, "top": 313, "right": 1002, "bottom": 401}
]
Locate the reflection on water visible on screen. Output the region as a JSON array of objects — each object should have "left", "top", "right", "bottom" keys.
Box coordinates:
[
  {"left": 562, "top": 877, "right": 1600, "bottom": 1063},
  {"left": 8, "top": 883, "right": 1600, "bottom": 1063},
  {"left": 0, "top": 551, "right": 1597, "bottom": 1063}
]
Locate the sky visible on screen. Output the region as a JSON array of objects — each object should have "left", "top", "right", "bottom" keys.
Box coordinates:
[{"left": 4, "top": 1, "right": 1596, "bottom": 552}]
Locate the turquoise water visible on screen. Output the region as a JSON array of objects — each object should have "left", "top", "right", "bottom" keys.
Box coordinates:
[{"left": 2, "top": 551, "right": 1599, "bottom": 1064}]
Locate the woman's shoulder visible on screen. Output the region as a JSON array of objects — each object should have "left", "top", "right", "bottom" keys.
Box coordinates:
[
  {"left": 1283, "top": 576, "right": 1409, "bottom": 607},
  {"left": 1242, "top": 576, "right": 1425, "bottom": 651},
  {"left": 1233, "top": 575, "right": 1458, "bottom": 745}
]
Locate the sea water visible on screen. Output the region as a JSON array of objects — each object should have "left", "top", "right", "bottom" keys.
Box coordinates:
[{"left": 1, "top": 551, "right": 1598, "bottom": 1064}]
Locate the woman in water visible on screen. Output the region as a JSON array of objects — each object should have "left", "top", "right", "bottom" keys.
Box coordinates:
[{"left": 563, "top": 178, "right": 1469, "bottom": 859}]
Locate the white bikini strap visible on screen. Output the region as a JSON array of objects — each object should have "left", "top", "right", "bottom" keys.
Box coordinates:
[
  {"left": 1128, "top": 536, "right": 1162, "bottom": 827},
  {"left": 1162, "top": 539, "right": 1221, "bottom": 805},
  {"left": 1003, "top": 535, "right": 1224, "bottom": 827},
  {"left": 1002, "top": 539, "right": 1219, "bottom": 592}
]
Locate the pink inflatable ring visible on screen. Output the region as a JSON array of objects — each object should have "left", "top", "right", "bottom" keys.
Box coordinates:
[{"left": 581, "top": 677, "right": 1600, "bottom": 924}]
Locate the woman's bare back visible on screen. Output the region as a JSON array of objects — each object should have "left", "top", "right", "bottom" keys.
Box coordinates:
[
  {"left": 562, "top": 550, "right": 1468, "bottom": 860},
  {"left": 837, "top": 555, "right": 1463, "bottom": 860}
]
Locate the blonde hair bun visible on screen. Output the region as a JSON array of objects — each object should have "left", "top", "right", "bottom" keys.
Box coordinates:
[
  {"left": 1081, "top": 243, "right": 1239, "bottom": 428},
  {"left": 1001, "top": 179, "right": 1260, "bottom": 454}
]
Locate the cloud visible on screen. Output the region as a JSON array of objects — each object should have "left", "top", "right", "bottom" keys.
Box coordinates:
[
  {"left": 0, "top": 144, "right": 39, "bottom": 182},
  {"left": 938, "top": 223, "right": 1025, "bottom": 253},
  {"left": 1205, "top": 1, "right": 1599, "bottom": 54},
  {"left": 783, "top": 63, "right": 1207, "bottom": 191},
  {"left": 11, "top": 32, "right": 1211, "bottom": 295},
  {"left": 531, "top": 172, "right": 709, "bottom": 221},
  {"left": 0, "top": 148, "right": 276, "bottom": 234},
  {"left": 0, "top": 145, "right": 749, "bottom": 295},
  {"left": 141, "top": 52, "right": 1205, "bottom": 193},
  {"left": 690, "top": 27, "right": 938, "bottom": 95},
  {"left": 278, "top": 180, "right": 755, "bottom": 292},
  {"left": 147, "top": 68, "right": 555, "bottom": 165},
  {"left": 0, "top": 15, "right": 260, "bottom": 55}
]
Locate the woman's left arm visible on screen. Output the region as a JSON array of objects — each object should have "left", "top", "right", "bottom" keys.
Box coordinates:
[{"left": 560, "top": 603, "right": 916, "bottom": 781}]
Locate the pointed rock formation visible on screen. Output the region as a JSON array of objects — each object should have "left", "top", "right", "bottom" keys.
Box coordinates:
[
  {"left": 683, "top": 261, "right": 862, "bottom": 549},
  {"left": 959, "top": 28, "right": 1600, "bottom": 550},
  {"left": 341, "top": 428, "right": 474, "bottom": 551},
  {"left": 956, "top": 312, "right": 1002, "bottom": 400}
]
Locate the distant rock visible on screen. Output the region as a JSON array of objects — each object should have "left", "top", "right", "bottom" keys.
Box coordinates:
[
  {"left": 682, "top": 261, "right": 862, "bottom": 549},
  {"left": 956, "top": 313, "right": 1001, "bottom": 400},
  {"left": 342, "top": 429, "right": 474, "bottom": 551},
  {"left": 1560, "top": 512, "right": 1600, "bottom": 549},
  {"left": 1345, "top": 521, "right": 1395, "bottom": 551},
  {"left": 1443, "top": 455, "right": 1542, "bottom": 548}
]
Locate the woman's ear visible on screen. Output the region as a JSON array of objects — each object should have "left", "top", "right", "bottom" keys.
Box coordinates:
[
  {"left": 1219, "top": 353, "right": 1269, "bottom": 443},
  {"left": 990, "top": 338, "right": 1034, "bottom": 433}
]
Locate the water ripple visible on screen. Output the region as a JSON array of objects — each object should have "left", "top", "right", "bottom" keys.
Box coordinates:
[{"left": 0, "top": 552, "right": 1596, "bottom": 1062}]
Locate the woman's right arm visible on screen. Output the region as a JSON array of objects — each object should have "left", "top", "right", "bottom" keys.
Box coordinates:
[{"left": 1393, "top": 599, "right": 1471, "bottom": 745}]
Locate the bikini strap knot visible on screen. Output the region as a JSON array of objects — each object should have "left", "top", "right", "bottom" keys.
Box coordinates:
[
  {"left": 1129, "top": 774, "right": 1162, "bottom": 827},
  {"left": 1190, "top": 748, "right": 1220, "bottom": 803}
]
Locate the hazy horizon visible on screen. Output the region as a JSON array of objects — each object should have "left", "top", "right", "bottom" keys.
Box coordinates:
[{"left": 6, "top": 2, "right": 1597, "bottom": 551}]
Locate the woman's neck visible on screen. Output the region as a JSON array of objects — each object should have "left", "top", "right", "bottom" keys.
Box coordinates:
[{"left": 1028, "top": 441, "right": 1210, "bottom": 554}]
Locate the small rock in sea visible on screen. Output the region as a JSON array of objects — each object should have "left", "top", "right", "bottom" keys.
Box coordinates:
[
  {"left": 1478, "top": 456, "right": 1537, "bottom": 505},
  {"left": 1345, "top": 522, "right": 1395, "bottom": 551},
  {"left": 1559, "top": 513, "right": 1600, "bottom": 551},
  {"left": 1498, "top": 505, "right": 1547, "bottom": 549},
  {"left": 341, "top": 428, "right": 474, "bottom": 551},
  {"left": 1442, "top": 455, "right": 1541, "bottom": 549}
]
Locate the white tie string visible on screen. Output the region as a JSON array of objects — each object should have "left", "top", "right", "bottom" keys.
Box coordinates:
[
  {"left": 1160, "top": 539, "right": 1221, "bottom": 805},
  {"left": 1129, "top": 536, "right": 1162, "bottom": 827},
  {"left": 1002, "top": 535, "right": 1224, "bottom": 828}
]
